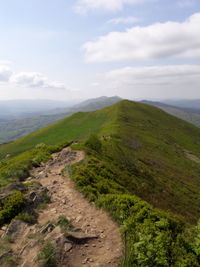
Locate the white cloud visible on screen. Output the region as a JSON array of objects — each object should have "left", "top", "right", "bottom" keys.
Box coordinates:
[
  {"left": 0, "top": 65, "right": 67, "bottom": 91},
  {"left": 0, "top": 66, "right": 13, "bottom": 82},
  {"left": 10, "top": 72, "right": 66, "bottom": 90},
  {"left": 102, "top": 65, "right": 200, "bottom": 98},
  {"left": 75, "top": 0, "right": 156, "bottom": 13},
  {"left": 83, "top": 13, "right": 200, "bottom": 62},
  {"left": 11, "top": 72, "right": 47, "bottom": 88},
  {"left": 107, "top": 16, "right": 140, "bottom": 25}
]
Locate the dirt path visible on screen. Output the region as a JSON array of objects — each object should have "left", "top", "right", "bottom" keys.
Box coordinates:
[{"left": 11, "top": 147, "right": 123, "bottom": 267}]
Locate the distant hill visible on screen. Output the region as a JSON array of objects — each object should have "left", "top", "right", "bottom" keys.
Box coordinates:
[
  {"left": 43, "top": 96, "right": 122, "bottom": 115},
  {"left": 74, "top": 96, "right": 122, "bottom": 109},
  {"left": 0, "top": 96, "right": 122, "bottom": 143},
  {"left": 163, "top": 99, "right": 200, "bottom": 110},
  {"left": 142, "top": 100, "right": 200, "bottom": 127}
]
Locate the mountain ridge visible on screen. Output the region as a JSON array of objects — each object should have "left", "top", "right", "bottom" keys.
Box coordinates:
[
  {"left": 1, "top": 100, "right": 200, "bottom": 265},
  {"left": 1, "top": 100, "right": 200, "bottom": 223}
]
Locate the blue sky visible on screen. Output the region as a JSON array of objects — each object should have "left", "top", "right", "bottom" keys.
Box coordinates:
[{"left": 0, "top": 0, "right": 200, "bottom": 100}]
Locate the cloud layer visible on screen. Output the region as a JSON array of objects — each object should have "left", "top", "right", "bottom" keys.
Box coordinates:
[
  {"left": 102, "top": 64, "right": 200, "bottom": 98},
  {"left": 75, "top": 0, "right": 155, "bottom": 12},
  {"left": 83, "top": 13, "right": 200, "bottom": 62},
  {"left": 0, "top": 67, "right": 66, "bottom": 90}
]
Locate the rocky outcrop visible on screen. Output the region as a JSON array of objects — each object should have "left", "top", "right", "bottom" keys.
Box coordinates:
[{"left": 5, "top": 220, "right": 27, "bottom": 238}]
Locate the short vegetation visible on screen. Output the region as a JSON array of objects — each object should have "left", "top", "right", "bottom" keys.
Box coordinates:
[
  {"left": 1, "top": 100, "right": 200, "bottom": 265},
  {"left": 0, "top": 191, "right": 25, "bottom": 226},
  {"left": 69, "top": 141, "right": 200, "bottom": 266},
  {"left": 37, "top": 241, "right": 57, "bottom": 267}
]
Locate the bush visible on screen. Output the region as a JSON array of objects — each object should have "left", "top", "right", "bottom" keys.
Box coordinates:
[
  {"left": 14, "top": 212, "right": 36, "bottom": 224},
  {"left": 57, "top": 216, "right": 73, "bottom": 233},
  {"left": 85, "top": 134, "right": 102, "bottom": 152},
  {"left": 70, "top": 155, "right": 200, "bottom": 266},
  {"left": 0, "top": 191, "right": 25, "bottom": 225}
]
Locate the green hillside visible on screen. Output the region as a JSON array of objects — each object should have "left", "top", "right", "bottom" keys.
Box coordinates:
[
  {"left": 1, "top": 100, "right": 200, "bottom": 222},
  {"left": 142, "top": 100, "right": 200, "bottom": 128},
  {"left": 0, "top": 96, "right": 121, "bottom": 144},
  {"left": 0, "top": 111, "right": 108, "bottom": 157},
  {"left": 2, "top": 100, "right": 200, "bottom": 265}
]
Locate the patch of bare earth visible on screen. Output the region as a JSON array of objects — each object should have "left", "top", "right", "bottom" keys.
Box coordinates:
[
  {"left": 184, "top": 150, "right": 200, "bottom": 163},
  {"left": 8, "top": 147, "right": 123, "bottom": 267}
]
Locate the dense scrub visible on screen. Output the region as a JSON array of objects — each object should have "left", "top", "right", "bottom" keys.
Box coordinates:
[
  {"left": 0, "top": 191, "right": 25, "bottom": 226},
  {"left": 69, "top": 152, "right": 200, "bottom": 266}
]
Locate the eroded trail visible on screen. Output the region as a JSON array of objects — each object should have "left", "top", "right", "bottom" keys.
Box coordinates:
[{"left": 12, "top": 147, "right": 123, "bottom": 267}]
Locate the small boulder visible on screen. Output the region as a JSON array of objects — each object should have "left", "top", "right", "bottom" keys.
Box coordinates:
[{"left": 55, "top": 234, "right": 72, "bottom": 252}]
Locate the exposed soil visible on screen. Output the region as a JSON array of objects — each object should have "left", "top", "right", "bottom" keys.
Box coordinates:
[
  {"left": 184, "top": 150, "right": 200, "bottom": 163},
  {"left": 7, "top": 147, "right": 123, "bottom": 267}
]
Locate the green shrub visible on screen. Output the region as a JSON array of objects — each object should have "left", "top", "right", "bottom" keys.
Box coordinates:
[
  {"left": 85, "top": 134, "right": 102, "bottom": 152},
  {"left": 0, "top": 191, "right": 25, "bottom": 225},
  {"left": 14, "top": 212, "right": 36, "bottom": 224},
  {"left": 70, "top": 155, "right": 200, "bottom": 266},
  {"left": 57, "top": 216, "right": 73, "bottom": 233},
  {"left": 23, "top": 180, "right": 41, "bottom": 188}
]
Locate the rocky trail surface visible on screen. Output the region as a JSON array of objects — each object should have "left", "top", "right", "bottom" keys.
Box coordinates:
[{"left": 3, "top": 147, "right": 123, "bottom": 267}]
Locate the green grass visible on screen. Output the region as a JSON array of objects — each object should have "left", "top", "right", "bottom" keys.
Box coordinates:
[
  {"left": 37, "top": 241, "right": 56, "bottom": 267},
  {"left": 0, "top": 111, "right": 107, "bottom": 158},
  {"left": 2, "top": 100, "right": 200, "bottom": 265},
  {"left": 0, "top": 143, "right": 64, "bottom": 187},
  {"left": 68, "top": 144, "right": 200, "bottom": 266},
  {"left": 2, "top": 100, "right": 200, "bottom": 222}
]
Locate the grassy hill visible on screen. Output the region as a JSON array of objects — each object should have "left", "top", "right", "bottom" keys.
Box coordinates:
[
  {"left": 2, "top": 100, "right": 200, "bottom": 265},
  {"left": 0, "top": 96, "right": 121, "bottom": 144},
  {"left": 142, "top": 100, "right": 200, "bottom": 128},
  {"left": 1, "top": 100, "right": 200, "bottom": 222}
]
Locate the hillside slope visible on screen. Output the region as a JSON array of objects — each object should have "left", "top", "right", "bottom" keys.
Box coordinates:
[
  {"left": 142, "top": 100, "right": 200, "bottom": 127},
  {"left": 2, "top": 100, "right": 200, "bottom": 265},
  {"left": 1, "top": 100, "right": 200, "bottom": 223},
  {"left": 0, "top": 96, "right": 121, "bottom": 144}
]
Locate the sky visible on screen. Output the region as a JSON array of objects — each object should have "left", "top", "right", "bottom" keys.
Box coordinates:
[{"left": 0, "top": 0, "right": 200, "bottom": 101}]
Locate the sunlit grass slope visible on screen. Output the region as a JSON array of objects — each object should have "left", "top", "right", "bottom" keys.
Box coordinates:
[
  {"left": 0, "top": 111, "right": 108, "bottom": 158},
  {"left": 99, "top": 101, "right": 200, "bottom": 223}
]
